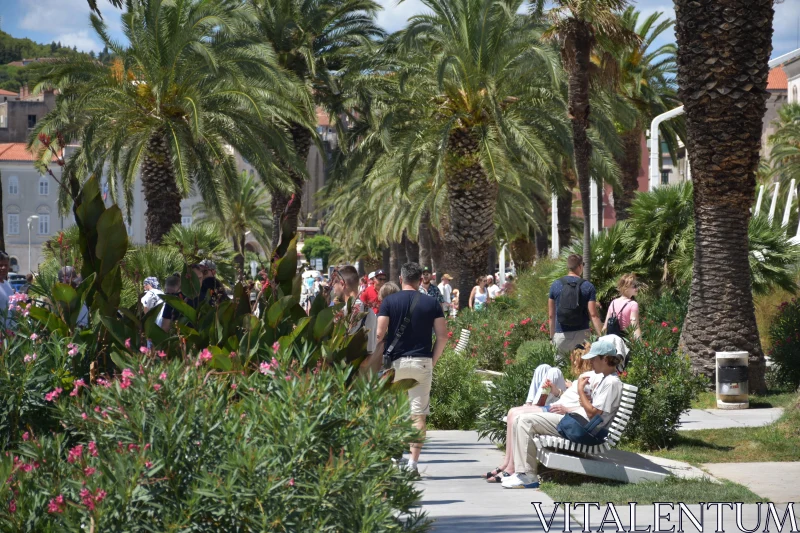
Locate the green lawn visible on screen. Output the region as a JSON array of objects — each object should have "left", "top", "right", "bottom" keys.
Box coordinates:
[
  {"left": 690, "top": 390, "right": 797, "bottom": 410},
  {"left": 540, "top": 474, "right": 765, "bottom": 504}
]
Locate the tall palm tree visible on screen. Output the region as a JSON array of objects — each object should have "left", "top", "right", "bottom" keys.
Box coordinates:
[
  {"left": 249, "top": 0, "right": 385, "bottom": 248},
  {"left": 31, "top": 0, "right": 306, "bottom": 244},
  {"left": 610, "top": 7, "right": 682, "bottom": 221},
  {"left": 675, "top": 0, "right": 773, "bottom": 393},
  {"left": 195, "top": 171, "right": 273, "bottom": 275},
  {"left": 532, "top": 0, "right": 634, "bottom": 280}
]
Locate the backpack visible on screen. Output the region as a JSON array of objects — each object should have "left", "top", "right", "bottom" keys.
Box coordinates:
[
  {"left": 605, "top": 300, "right": 630, "bottom": 338},
  {"left": 556, "top": 277, "right": 586, "bottom": 329}
]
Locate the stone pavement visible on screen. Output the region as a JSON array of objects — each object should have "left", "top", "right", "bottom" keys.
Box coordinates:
[
  {"left": 702, "top": 462, "right": 800, "bottom": 503},
  {"left": 678, "top": 408, "right": 783, "bottom": 430},
  {"left": 415, "top": 430, "right": 565, "bottom": 532}
]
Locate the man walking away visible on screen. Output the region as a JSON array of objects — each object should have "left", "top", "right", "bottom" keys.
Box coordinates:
[
  {"left": 141, "top": 277, "right": 164, "bottom": 314},
  {"left": 548, "top": 254, "right": 602, "bottom": 359},
  {"left": 437, "top": 273, "right": 453, "bottom": 314},
  {"left": 375, "top": 262, "right": 448, "bottom": 474}
]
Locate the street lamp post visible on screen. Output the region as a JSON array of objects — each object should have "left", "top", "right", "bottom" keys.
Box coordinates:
[{"left": 27, "top": 215, "right": 39, "bottom": 274}]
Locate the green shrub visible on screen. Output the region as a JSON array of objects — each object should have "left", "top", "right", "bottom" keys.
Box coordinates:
[
  {"left": 429, "top": 350, "right": 488, "bottom": 430},
  {"left": 0, "top": 357, "right": 428, "bottom": 532},
  {"left": 621, "top": 324, "right": 706, "bottom": 449},
  {"left": 767, "top": 298, "right": 800, "bottom": 390},
  {"left": 515, "top": 340, "right": 555, "bottom": 362},
  {"left": 475, "top": 344, "right": 557, "bottom": 446}
]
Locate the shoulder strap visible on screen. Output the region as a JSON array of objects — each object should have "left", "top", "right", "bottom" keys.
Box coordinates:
[{"left": 385, "top": 292, "right": 421, "bottom": 359}]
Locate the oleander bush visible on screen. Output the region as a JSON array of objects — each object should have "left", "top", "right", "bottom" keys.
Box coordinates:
[
  {"left": 475, "top": 343, "right": 558, "bottom": 446},
  {"left": 0, "top": 356, "right": 427, "bottom": 531},
  {"left": 429, "top": 349, "right": 487, "bottom": 430},
  {"left": 767, "top": 298, "right": 800, "bottom": 390}
]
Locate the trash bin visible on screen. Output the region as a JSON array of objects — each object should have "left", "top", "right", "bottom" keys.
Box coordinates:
[{"left": 716, "top": 351, "right": 749, "bottom": 410}]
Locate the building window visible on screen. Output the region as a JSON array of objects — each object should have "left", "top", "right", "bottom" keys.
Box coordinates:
[
  {"left": 7, "top": 214, "right": 19, "bottom": 235},
  {"left": 8, "top": 176, "right": 18, "bottom": 195},
  {"left": 27, "top": 115, "right": 37, "bottom": 129},
  {"left": 38, "top": 215, "right": 50, "bottom": 235},
  {"left": 661, "top": 171, "right": 670, "bottom": 185},
  {"left": 39, "top": 177, "right": 49, "bottom": 196},
  {"left": 181, "top": 216, "right": 192, "bottom": 227}
]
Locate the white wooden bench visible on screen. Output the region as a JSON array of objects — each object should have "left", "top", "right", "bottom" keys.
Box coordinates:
[{"left": 454, "top": 329, "right": 471, "bottom": 354}]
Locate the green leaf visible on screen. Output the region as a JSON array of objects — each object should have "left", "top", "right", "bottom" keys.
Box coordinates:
[
  {"left": 95, "top": 205, "right": 129, "bottom": 279},
  {"left": 312, "top": 307, "right": 335, "bottom": 342},
  {"left": 208, "top": 346, "right": 233, "bottom": 371},
  {"left": 27, "top": 306, "right": 68, "bottom": 335},
  {"left": 181, "top": 264, "right": 202, "bottom": 299},
  {"left": 266, "top": 296, "right": 295, "bottom": 328},
  {"left": 161, "top": 294, "right": 196, "bottom": 324},
  {"left": 110, "top": 351, "right": 133, "bottom": 371}
]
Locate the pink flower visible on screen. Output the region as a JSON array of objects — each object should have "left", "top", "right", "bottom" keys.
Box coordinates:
[
  {"left": 74, "top": 379, "right": 85, "bottom": 388},
  {"left": 196, "top": 348, "right": 213, "bottom": 367},
  {"left": 84, "top": 466, "right": 96, "bottom": 476},
  {"left": 96, "top": 378, "right": 111, "bottom": 388},
  {"left": 44, "top": 388, "right": 63, "bottom": 402},
  {"left": 9, "top": 499, "right": 16, "bottom": 514},
  {"left": 272, "top": 342, "right": 280, "bottom": 354},
  {"left": 145, "top": 461, "right": 153, "bottom": 469},
  {"left": 139, "top": 346, "right": 148, "bottom": 354},
  {"left": 88, "top": 442, "right": 98, "bottom": 457},
  {"left": 153, "top": 384, "right": 161, "bottom": 391},
  {"left": 23, "top": 353, "right": 36, "bottom": 363},
  {"left": 95, "top": 489, "right": 107, "bottom": 503},
  {"left": 80, "top": 488, "right": 95, "bottom": 511},
  {"left": 672, "top": 327, "right": 679, "bottom": 333},
  {"left": 29, "top": 333, "right": 38, "bottom": 341},
  {"left": 47, "top": 495, "right": 65, "bottom": 514},
  {"left": 259, "top": 362, "right": 272, "bottom": 375},
  {"left": 288, "top": 478, "right": 295, "bottom": 487},
  {"left": 229, "top": 351, "right": 236, "bottom": 358},
  {"left": 67, "top": 444, "right": 83, "bottom": 463},
  {"left": 67, "top": 343, "right": 79, "bottom": 357},
  {"left": 121, "top": 368, "right": 135, "bottom": 379},
  {"left": 124, "top": 338, "right": 131, "bottom": 348},
  {"left": 285, "top": 374, "right": 293, "bottom": 381},
  {"left": 81, "top": 412, "right": 88, "bottom": 420},
  {"left": 119, "top": 378, "right": 132, "bottom": 389},
  {"left": 447, "top": 332, "right": 453, "bottom": 338},
  {"left": 94, "top": 406, "right": 101, "bottom": 413},
  {"left": 661, "top": 322, "right": 668, "bottom": 328},
  {"left": 159, "top": 372, "right": 167, "bottom": 380},
  {"left": 230, "top": 383, "right": 237, "bottom": 390},
  {"left": 157, "top": 350, "right": 167, "bottom": 358},
  {"left": 22, "top": 432, "right": 29, "bottom": 441}
]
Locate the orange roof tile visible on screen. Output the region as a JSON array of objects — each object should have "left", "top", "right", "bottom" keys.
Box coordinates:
[
  {"left": 316, "top": 107, "right": 331, "bottom": 127},
  {"left": 0, "top": 143, "right": 61, "bottom": 162},
  {"left": 768, "top": 67, "right": 788, "bottom": 90},
  {"left": 0, "top": 89, "right": 16, "bottom": 97}
]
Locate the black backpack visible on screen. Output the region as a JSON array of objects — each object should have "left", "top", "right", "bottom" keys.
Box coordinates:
[
  {"left": 605, "top": 300, "right": 630, "bottom": 337},
  {"left": 556, "top": 277, "right": 586, "bottom": 329}
]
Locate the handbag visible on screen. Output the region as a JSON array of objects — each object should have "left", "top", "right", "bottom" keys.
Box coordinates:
[
  {"left": 556, "top": 412, "right": 608, "bottom": 446},
  {"left": 382, "top": 292, "right": 421, "bottom": 370}
]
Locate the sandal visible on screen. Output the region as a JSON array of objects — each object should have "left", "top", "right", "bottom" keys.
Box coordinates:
[
  {"left": 483, "top": 467, "right": 504, "bottom": 479},
  {"left": 486, "top": 472, "right": 510, "bottom": 483}
]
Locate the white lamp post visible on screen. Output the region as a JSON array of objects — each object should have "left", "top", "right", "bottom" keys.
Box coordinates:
[{"left": 27, "top": 215, "right": 39, "bottom": 274}]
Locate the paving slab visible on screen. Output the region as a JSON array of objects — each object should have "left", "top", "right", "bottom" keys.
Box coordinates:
[
  {"left": 417, "top": 430, "right": 565, "bottom": 532},
  {"left": 679, "top": 408, "right": 783, "bottom": 430},
  {"left": 702, "top": 462, "right": 800, "bottom": 503}
]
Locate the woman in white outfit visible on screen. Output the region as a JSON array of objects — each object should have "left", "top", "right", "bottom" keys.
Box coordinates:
[{"left": 469, "top": 277, "right": 489, "bottom": 311}]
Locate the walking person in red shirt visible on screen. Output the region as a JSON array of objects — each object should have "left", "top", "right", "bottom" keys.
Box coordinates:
[{"left": 361, "top": 269, "right": 387, "bottom": 314}]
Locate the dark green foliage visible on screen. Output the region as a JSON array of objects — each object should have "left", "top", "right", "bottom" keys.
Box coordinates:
[
  {"left": 767, "top": 298, "right": 800, "bottom": 390},
  {"left": 301, "top": 236, "right": 334, "bottom": 269},
  {"left": 475, "top": 343, "right": 557, "bottom": 446},
  {"left": 621, "top": 321, "right": 706, "bottom": 449},
  {"left": 0, "top": 359, "right": 428, "bottom": 531},
  {"left": 429, "top": 350, "right": 488, "bottom": 430}
]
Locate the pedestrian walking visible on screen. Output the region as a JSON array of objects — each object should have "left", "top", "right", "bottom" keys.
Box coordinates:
[
  {"left": 603, "top": 274, "right": 642, "bottom": 340},
  {"left": 141, "top": 277, "right": 164, "bottom": 314},
  {"left": 469, "top": 277, "right": 489, "bottom": 311},
  {"left": 374, "top": 263, "right": 448, "bottom": 474},
  {"left": 437, "top": 273, "right": 453, "bottom": 314},
  {"left": 547, "top": 254, "right": 603, "bottom": 359},
  {"left": 419, "top": 267, "right": 443, "bottom": 305}
]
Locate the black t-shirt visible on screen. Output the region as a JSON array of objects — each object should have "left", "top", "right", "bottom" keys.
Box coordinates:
[
  {"left": 188, "top": 277, "right": 228, "bottom": 308},
  {"left": 378, "top": 289, "right": 444, "bottom": 359},
  {"left": 161, "top": 292, "right": 184, "bottom": 321}
]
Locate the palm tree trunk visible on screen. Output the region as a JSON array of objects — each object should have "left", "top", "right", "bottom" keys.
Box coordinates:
[
  {"left": 615, "top": 129, "right": 642, "bottom": 221},
  {"left": 235, "top": 234, "right": 246, "bottom": 281},
  {"left": 510, "top": 237, "right": 535, "bottom": 269},
  {"left": 419, "top": 211, "right": 433, "bottom": 270},
  {"left": 142, "top": 131, "right": 182, "bottom": 244},
  {"left": 382, "top": 246, "right": 391, "bottom": 274},
  {"left": 271, "top": 124, "right": 311, "bottom": 248},
  {"left": 390, "top": 241, "right": 401, "bottom": 282},
  {"left": 404, "top": 232, "right": 419, "bottom": 263},
  {"left": 566, "top": 25, "right": 594, "bottom": 280},
  {"left": 557, "top": 162, "right": 576, "bottom": 248},
  {"left": 0, "top": 169, "right": 5, "bottom": 253},
  {"left": 442, "top": 128, "right": 498, "bottom": 309},
  {"left": 675, "top": 0, "right": 772, "bottom": 393},
  {"left": 429, "top": 226, "right": 444, "bottom": 274}
]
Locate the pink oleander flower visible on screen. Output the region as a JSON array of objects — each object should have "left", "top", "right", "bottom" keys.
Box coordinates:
[
  {"left": 67, "top": 444, "right": 83, "bottom": 464},
  {"left": 672, "top": 327, "right": 679, "bottom": 333},
  {"left": 661, "top": 321, "right": 668, "bottom": 328},
  {"left": 119, "top": 378, "right": 132, "bottom": 390},
  {"left": 81, "top": 412, "right": 88, "bottom": 420},
  {"left": 145, "top": 461, "right": 153, "bottom": 469},
  {"left": 128, "top": 444, "right": 139, "bottom": 453},
  {"left": 94, "top": 406, "right": 101, "bottom": 413},
  {"left": 259, "top": 362, "right": 272, "bottom": 375},
  {"left": 157, "top": 350, "right": 166, "bottom": 358},
  {"left": 124, "top": 338, "right": 131, "bottom": 348},
  {"left": 230, "top": 383, "right": 237, "bottom": 390},
  {"left": 80, "top": 488, "right": 95, "bottom": 511},
  {"left": 88, "top": 441, "right": 98, "bottom": 457},
  {"left": 139, "top": 346, "right": 148, "bottom": 354},
  {"left": 9, "top": 499, "right": 15, "bottom": 514},
  {"left": 159, "top": 372, "right": 167, "bottom": 380},
  {"left": 288, "top": 478, "right": 295, "bottom": 487},
  {"left": 153, "top": 384, "right": 161, "bottom": 391},
  {"left": 67, "top": 343, "right": 79, "bottom": 357},
  {"left": 196, "top": 348, "right": 213, "bottom": 367},
  {"left": 23, "top": 353, "right": 36, "bottom": 363},
  {"left": 284, "top": 374, "right": 293, "bottom": 381},
  {"left": 47, "top": 495, "right": 65, "bottom": 514},
  {"left": 84, "top": 466, "right": 96, "bottom": 476},
  {"left": 96, "top": 378, "right": 111, "bottom": 388},
  {"left": 44, "top": 388, "right": 63, "bottom": 402},
  {"left": 271, "top": 342, "right": 280, "bottom": 354},
  {"left": 29, "top": 333, "right": 38, "bottom": 341},
  {"left": 121, "top": 368, "right": 135, "bottom": 379},
  {"left": 229, "top": 351, "right": 236, "bottom": 358},
  {"left": 95, "top": 489, "right": 107, "bottom": 503},
  {"left": 21, "top": 432, "right": 29, "bottom": 442}
]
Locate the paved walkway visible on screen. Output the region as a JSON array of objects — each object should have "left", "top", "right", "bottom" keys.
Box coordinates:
[
  {"left": 678, "top": 407, "right": 783, "bottom": 430},
  {"left": 702, "top": 462, "right": 800, "bottom": 503},
  {"left": 416, "top": 430, "right": 563, "bottom": 532}
]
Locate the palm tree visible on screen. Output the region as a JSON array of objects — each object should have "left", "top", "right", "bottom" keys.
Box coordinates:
[
  {"left": 195, "top": 171, "right": 273, "bottom": 276},
  {"left": 675, "top": 0, "right": 773, "bottom": 393},
  {"left": 610, "top": 7, "right": 682, "bottom": 221},
  {"left": 31, "top": 0, "right": 306, "bottom": 244},
  {"left": 532, "top": 0, "right": 634, "bottom": 280},
  {"left": 248, "top": 0, "right": 385, "bottom": 248}
]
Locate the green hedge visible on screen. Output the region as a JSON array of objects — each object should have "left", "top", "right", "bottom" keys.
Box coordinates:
[{"left": 429, "top": 350, "right": 488, "bottom": 430}]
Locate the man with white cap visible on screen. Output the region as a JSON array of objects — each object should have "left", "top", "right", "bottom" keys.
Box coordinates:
[{"left": 502, "top": 339, "right": 623, "bottom": 489}]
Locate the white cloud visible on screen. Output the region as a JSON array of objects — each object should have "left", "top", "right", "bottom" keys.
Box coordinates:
[
  {"left": 18, "top": 0, "right": 95, "bottom": 33},
  {"left": 376, "top": 0, "right": 426, "bottom": 33},
  {"left": 55, "top": 31, "right": 102, "bottom": 53}
]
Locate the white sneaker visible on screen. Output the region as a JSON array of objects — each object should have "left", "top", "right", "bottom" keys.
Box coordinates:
[{"left": 501, "top": 472, "right": 540, "bottom": 489}]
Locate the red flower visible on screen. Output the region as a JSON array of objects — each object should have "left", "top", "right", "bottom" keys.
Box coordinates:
[
  {"left": 447, "top": 332, "right": 453, "bottom": 338},
  {"left": 661, "top": 322, "right": 668, "bottom": 328},
  {"left": 503, "top": 341, "right": 509, "bottom": 348},
  {"left": 672, "top": 327, "right": 679, "bottom": 333}
]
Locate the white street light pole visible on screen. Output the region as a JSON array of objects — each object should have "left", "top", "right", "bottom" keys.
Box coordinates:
[
  {"left": 27, "top": 215, "right": 39, "bottom": 274},
  {"left": 649, "top": 106, "right": 685, "bottom": 191}
]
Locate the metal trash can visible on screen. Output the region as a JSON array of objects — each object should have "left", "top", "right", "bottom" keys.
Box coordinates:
[{"left": 716, "top": 351, "right": 749, "bottom": 410}]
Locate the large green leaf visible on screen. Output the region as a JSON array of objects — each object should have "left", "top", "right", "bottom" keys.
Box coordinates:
[
  {"left": 181, "top": 265, "right": 202, "bottom": 299},
  {"left": 27, "top": 306, "right": 68, "bottom": 335},
  {"left": 312, "top": 307, "right": 335, "bottom": 342},
  {"left": 161, "top": 294, "right": 196, "bottom": 324},
  {"left": 95, "top": 206, "right": 129, "bottom": 279},
  {"left": 266, "top": 296, "right": 295, "bottom": 328},
  {"left": 208, "top": 346, "right": 233, "bottom": 371}
]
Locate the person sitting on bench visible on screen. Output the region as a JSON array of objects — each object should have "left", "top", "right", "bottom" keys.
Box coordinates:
[
  {"left": 483, "top": 354, "right": 591, "bottom": 483},
  {"left": 501, "top": 339, "right": 623, "bottom": 489}
]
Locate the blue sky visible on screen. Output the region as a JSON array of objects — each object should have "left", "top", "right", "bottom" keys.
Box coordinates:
[{"left": 2, "top": 0, "right": 800, "bottom": 60}]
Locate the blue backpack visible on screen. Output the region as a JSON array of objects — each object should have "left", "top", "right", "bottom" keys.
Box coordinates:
[{"left": 556, "top": 413, "right": 608, "bottom": 446}]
